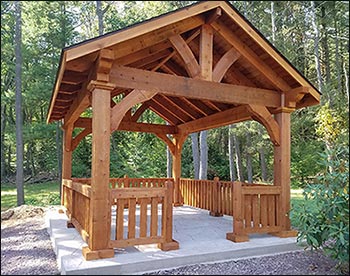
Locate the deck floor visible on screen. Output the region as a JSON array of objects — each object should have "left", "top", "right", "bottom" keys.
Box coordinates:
[{"left": 46, "top": 205, "right": 301, "bottom": 275}]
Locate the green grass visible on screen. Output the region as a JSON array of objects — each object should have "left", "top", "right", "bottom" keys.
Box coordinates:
[{"left": 1, "top": 181, "right": 60, "bottom": 211}]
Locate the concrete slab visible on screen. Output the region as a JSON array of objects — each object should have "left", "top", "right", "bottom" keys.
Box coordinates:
[{"left": 46, "top": 205, "right": 303, "bottom": 275}]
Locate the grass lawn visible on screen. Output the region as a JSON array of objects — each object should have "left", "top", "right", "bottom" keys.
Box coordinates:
[{"left": 1, "top": 181, "right": 60, "bottom": 211}]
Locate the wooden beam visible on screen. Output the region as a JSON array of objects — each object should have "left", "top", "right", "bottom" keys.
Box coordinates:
[
  {"left": 169, "top": 34, "right": 200, "bottom": 78},
  {"left": 128, "top": 49, "right": 172, "bottom": 69},
  {"left": 110, "top": 89, "right": 158, "bottom": 132},
  {"left": 63, "top": 50, "right": 115, "bottom": 127},
  {"left": 172, "top": 134, "right": 188, "bottom": 205},
  {"left": 118, "top": 121, "right": 176, "bottom": 134},
  {"left": 62, "top": 120, "right": 74, "bottom": 151},
  {"left": 110, "top": 65, "right": 281, "bottom": 107},
  {"left": 62, "top": 70, "right": 88, "bottom": 85},
  {"left": 211, "top": 20, "right": 292, "bottom": 92},
  {"left": 273, "top": 111, "right": 292, "bottom": 231},
  {"left": 152, "top": 95, "right": 191, "bottom": 123},
  {"left": 47, "top": 51, "right": 67, "bottom": 124},
  {"left": 199, "top": 24, "right": 213, "bottom": 81},
  {"left": 114, "top": 40, "right": 172, "bottom": 66},
  {"left": 148, "top": 100, "right": 181, "bottom": 125},
  {"left": 162, "top": 96, "right": 201, "bottom": 120},
  {"left": 178, "top": 105, "right": 251, "bottom": 134},
  {"left": 130, "top": 102, "right": 150, "bottom": 122},
  {"left": 205, "top": 7, "right": 222, "bottom": 24},
  {"left": 213, "top": 48, "right": 240, "bottom": 82},
  {"left": 246, "top": 105, "right": 280, "bottom": 146},
  {"left": 93, "top": 49, "right": 114, "bottom": 83},
  {"left": 155, "top": 134, "right": 175, "bottom": 155},
  {"left": 72, "top": 128, "right": 92, "bottom": 151},
  {"left": 184, "top": 98, "right": 215, "bottom": 116},
  {"left": 74, "top": 117, "right": 177, "bottom": 135},
  {"left": 87, "top": 86, "right": 113, "bottom": 256},
  {"left": 154, "top": 29, "right": 200, "bottom": 72},
  {"left": 285, "top": 86, "right": 310, "bottom": 108}
]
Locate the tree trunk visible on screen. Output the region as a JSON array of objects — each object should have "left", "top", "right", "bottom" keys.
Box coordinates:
[
  {"left": 232, "top": 125, "right": 244, "bottom": 182},
  {"left": 96, "top": 1, "right": 104, "bottom": 36},
  {"left": 246, "top": 130, "right": 253, "bottom": 183},
  {"left": 15, "top": 0, "right": 24, "bottom": 206},
  {"left": 259, "top": 148, "right": 267, "bottom": 182},
  {"left": 199, "top": 130, "right": 208, "bottom": 180},
  {"left": 271, "top": 1, "right": 276, "bottom": 43},
  {"left": 1, "top": 104, "right": 6, "bottom": 180},
  {"left": 310, "top": 1, "right": 323, "bottom": 94},
  {"left": 344, "top": 62, "right": 349, "bottom": 105},
  {"left": 333, "top": 4, "right": 342, "bottom": 95},
  {"left": 7, "top": 146, "right": 12, "bottom": 176},
  {"left": 166, "top": 146, "right": 172, "bottom": 178},
  {"left": 228, "top": 125, "right": 237, "bottom": 181},
  {"left": 321, "top": 5, "right": 330, "bottom": 84},
  {"left": 191, "top": 133, "right": 199, "bottom": 179}
]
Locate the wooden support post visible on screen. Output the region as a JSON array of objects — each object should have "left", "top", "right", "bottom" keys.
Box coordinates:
[
  {"left": 158, "top": 181, "right": 179, "bottom": 251},
  {"left": 82, "top": 84, "right": 114, "bottom": 261},
  {"left": 172, "top": 135, "right": 187, "bottom": 206},
  {"left": 209, "top": 177, "right": 223, "bottom": 217},
  {"left": 227, "top": 182, "right": 249, "bottom": 242},
  {"left": 62, "top": 125, "right": 73, "bottom": 220},
  {"left": 271, "top": 110, "right": 297, "bottom": 238}
]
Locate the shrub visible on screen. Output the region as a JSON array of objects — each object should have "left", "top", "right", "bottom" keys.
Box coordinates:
[{"left": 291, "top": 145, "right": 349, "bottom": 269}]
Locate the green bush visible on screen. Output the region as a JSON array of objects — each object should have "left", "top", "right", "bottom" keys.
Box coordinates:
[{"left": 291, "top": 145, "right": 349, "bottom": 268}]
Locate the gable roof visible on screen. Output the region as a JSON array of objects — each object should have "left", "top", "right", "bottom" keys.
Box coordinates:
[{"left": 47, "top": 0, "right": 320, "bottom": 125}]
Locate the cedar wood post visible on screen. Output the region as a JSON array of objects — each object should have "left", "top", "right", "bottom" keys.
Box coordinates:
[
  {"left": 61, "top": 124, "right": 73, "bottom": 220},
  {"left": 209, "top": 176, "right": 223, "bottom": 217},
  {"left": 272, "top": 110, "right": 297, "bottom": 237},
  {"left": 172, "top": 135, "right": 186, "bottom": 206},
  {"left": 158, "top": 181, "right": 179, "bottom": 250},
  {"left": 226, "top": 181, "right": 249, "bottom": 242},
  {"left": 82, "top": 84, "right": 114, "bottom": 260}
]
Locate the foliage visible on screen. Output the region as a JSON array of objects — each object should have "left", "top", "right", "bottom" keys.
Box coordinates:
[{"left": 291, "top": 145, "right": 349, "bottom": 266}]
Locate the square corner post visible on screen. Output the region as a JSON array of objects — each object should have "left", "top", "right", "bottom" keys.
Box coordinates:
[
  {"left": 83, "top": 83, "right": 114, "bottom": 260},
  {"left": 273, "top": 110, "right": 297, "bottom": 237},
  {"left": 61, "top": 124, "right": 73, "bottom": 215},
  {"left": 172, "top": 135, "right": 187, "bottom": 206}
]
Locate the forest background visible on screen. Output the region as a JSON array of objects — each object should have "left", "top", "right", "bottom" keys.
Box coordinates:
[{"left": 1, "top": 1, "right": 349, "bottom": 191}]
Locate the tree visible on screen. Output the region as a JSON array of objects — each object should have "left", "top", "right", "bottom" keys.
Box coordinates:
[
  {"left": 14, "top": 0, "right": 24, "bottom": 205},
  {"left": 191, "top": 133, "right": 199, "bottom": 179},
  {"left": 199, "top": 130, "right": 208, "bottom": 180}
]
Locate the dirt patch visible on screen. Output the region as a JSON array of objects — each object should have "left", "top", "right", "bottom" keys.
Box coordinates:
[
  {"left": 1, "top": 205, "right": 45, "bottom": 221},
  {"left": 1, "top": 206, "right": 60, "bottom": 275}
]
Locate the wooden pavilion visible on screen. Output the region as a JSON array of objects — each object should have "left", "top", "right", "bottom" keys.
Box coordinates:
[{"left": 46, "top": 1, "right": 320, "bottom": 261}]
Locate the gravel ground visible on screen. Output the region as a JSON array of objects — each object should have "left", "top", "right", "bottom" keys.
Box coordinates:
[{"left": 1, "top": 206, "right": 346, "bottom": 275}]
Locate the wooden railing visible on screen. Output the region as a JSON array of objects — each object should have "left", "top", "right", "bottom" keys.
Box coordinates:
[
  {"left": 62, "top": 179, "right": 91, "bottom": 243},
  {"left": 63, "top": 176, "right": 283, "bottom": 248},
  {"left": 109, "top": 177, "right": 173, "bottom": 188},
  {"left": 108, "top": 181, "right": 177, "bottom": 250},
  {"left": 179, "top": 178, "right": 283, "bottom": 240},
  {"left": 179, "top": 177, "right": 233, "bottom": 216},
  {"left": 240, "top": 183, "right": 282, "bottom": 233}
]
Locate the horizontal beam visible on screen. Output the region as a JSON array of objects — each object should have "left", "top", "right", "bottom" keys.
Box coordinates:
[
  {"left": 110, "top": 65, "right": 281, "bottom": 107},
  {"left": 74, "top": 117, "right": 177, "bottom": 135},
  {"left": 178, "top": 105, "right": 251, "bottom": 134}
]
